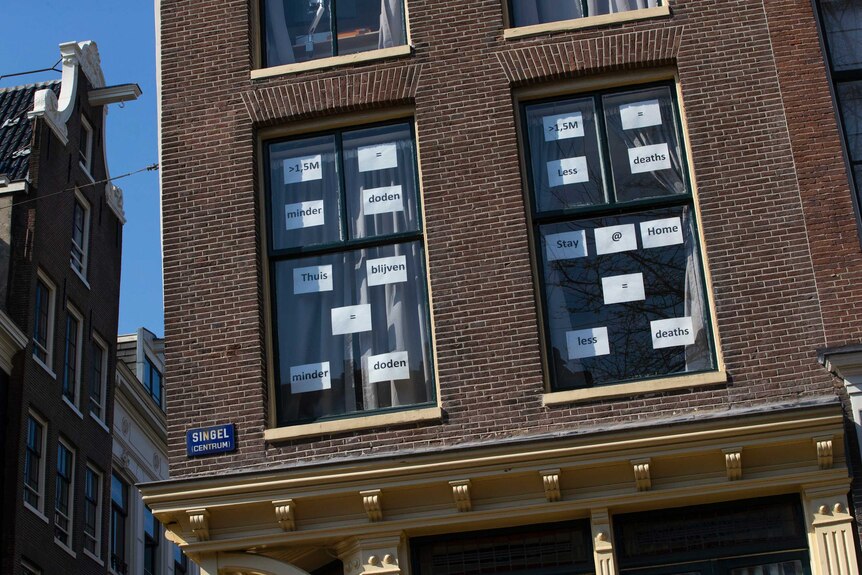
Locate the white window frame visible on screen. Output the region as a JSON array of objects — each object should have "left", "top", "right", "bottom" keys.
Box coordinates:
[
  {"left": 79, "top": 115, "right": 94, "bottom": 176},
  {"left": 62, "top": 304, "right": 84, "bottom": 417},
  {"left": 83, "top": 464, "right": 103, "bottom": 563},
  {"left": 32, "top": 271, "right": 57, "bottom": 376},
  {"left": 71, "top": 189, "right": 91, "bottom": 283},
  {"left": 23, "top": 410, "right": 48, "bottom": 518},
  {"left": 21, "top": 559, "right": 42, "bottom": 575},
  {"left": 54, "top": 438, "right": 76, "bottom": 554},
  {"left": 89, "top": 333, "right": 109, "bottom": 424}
]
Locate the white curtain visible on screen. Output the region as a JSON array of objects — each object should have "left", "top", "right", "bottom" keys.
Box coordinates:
[
  {"left": 378, "top": 0, "right": 405, "bottom": 48},
  {"left": 265, "top": 0, "right": 296, "bottom": 65},
  {"left": 682, "top": 206, "right": 710, "bottom": 372},
  {"left": 587, "top": 0, "right": 658, "bottom": 15},
  {"left": 512, "top": 0, "right": 581, "bottom": 27}
]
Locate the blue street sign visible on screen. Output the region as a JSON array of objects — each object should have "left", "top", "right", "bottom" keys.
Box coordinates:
[{"left": 186, "top": 423, "right": 236, "bottom": 457}]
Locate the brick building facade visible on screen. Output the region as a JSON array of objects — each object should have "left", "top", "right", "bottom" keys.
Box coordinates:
[
  {"left": 0, "top": 42, "right": 138, "bottom": 575},
  {"left": 145, "top": 1, "right": 862, "bottom": 574}
]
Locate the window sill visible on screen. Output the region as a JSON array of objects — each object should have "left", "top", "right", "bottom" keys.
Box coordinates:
[
  {"left": 542, "top": 370, "right": 727, "bottom": 406},
  {"left": 83, "top": 548, "right": 104, "bottom": 566},
  {"left": 24, "top": 502, "right": 49, "bottom": 523},
  {"left": 251, "top": 44, "right": 412, "bottom": 80},
  {"left": 503, "top": 5, "right": 671, "bottom": 41},
  {"left": 63, "top": 395, "right": 84, "bottom": 419},
  {"left": 54, "top": 538, "right": 77, "bottom": 559},
  {"left": 70, "top": 264, "right": 90, "bottom": 289},
  {"left": 90, "top": 412, "right": 110, "bottom": 434},
  {"left": 265, "top": 405, "right": 442, "bottom": 442},
  {"left": 32, "top": 355, "right": 56, "bottom": 379}
]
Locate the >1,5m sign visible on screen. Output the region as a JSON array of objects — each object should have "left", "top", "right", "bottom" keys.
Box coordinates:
[{"left": 186, "top": 423, "right": 236, "bottom": 457}]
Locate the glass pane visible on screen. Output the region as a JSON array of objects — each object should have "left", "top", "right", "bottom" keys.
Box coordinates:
[
  {"left": 510, "top": 0, "right": 583, "bottom": 27},
  {"left": 525, "top": 96, "right": 606, "bottom": 212},
  {"left": 539, "top": 205, "right": 713, "bottom": 389},
  {"left": 343, "top": 123, "right": 420, "bottom": 239},
  {"left": 730, "top": 560, "right": 804, "bottom": 575},
  {"left": 268, "top": 134, "right": 343, "bottom": 250},
  {"left": 336, "top": 0, "right": 404, "bottom": 55},
  {"left": 836, "top": 81, "right": 862, "bottom": 161},
  {"left": 275, "top": 241, "right": 433, "bottom": 424},
  {"left": 603, "top": 86, "right": 686, "bottom": 202},
  {"left": 588, "top": 0, "right": 659, "bottom": 17},
  {"left": 820, "top": 0, "right": 862, "bottom": 72},
  {"left": 264, "top": 0, "right": 333, "bottom": 66}
]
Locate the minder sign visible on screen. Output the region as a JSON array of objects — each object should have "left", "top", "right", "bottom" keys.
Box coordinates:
[{"left": 186, "top": 423, "right": 236, "bottom": 457}]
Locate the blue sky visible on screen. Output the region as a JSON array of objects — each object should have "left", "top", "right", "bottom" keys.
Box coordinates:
[{"left": 0, "top": 0, "right": 163, "bottom": 336}]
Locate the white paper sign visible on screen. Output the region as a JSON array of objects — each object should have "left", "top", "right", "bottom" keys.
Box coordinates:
[
  {"left": 546, "top": 230, "right": 588, "bottom": 261},
  {"left": 283, "top": 154, "right": 322, "bottom": 184},
  {"left": 293, "top": 264, "right": 333, "bottom": 294},
  {"left": 543, "top": 112, "right": 585, "bottom": 141},
  {"left": 363, "top": 185, "right": 404, "bottom": 215},
  {"left": 289, "top": 361, "right": 331, "bottom": 394},
  {"left": 628, "top": 143, "right": 672, "bottom": 174},
  {"left": 641, "top": 217, "right": 684, "bottom": 249},
  {"left": 547, "top": 156, "right": 589, "bottom": 187},
  {"left": 602, "top": 272, "right": 645, "bottom": 305},
  {"left": 366, "top": 351, "right": 410, "bottom": 383},
  {"left": 367, "top": 255, "right": 407, "bottom": 287},
  {"left": 358, "top": 143, "right": 398, "bottom": 172},
  {"left": 620, "top": 99, "right": 662, "bottom": 130},
  {"left": 566, "top": 327, "right": 610, "bottom": 360},
  {"left": 651, "top": 317, "right": 695, "bottom": 349},
  {"left": 331, "top": 304, "right": 372, "bottom": 335},
  {"left": 595, "top": 223, "right": 637, "bottom": 255},
  {"left": 284, "top": 200, "right": 325, "bottom": 231}
]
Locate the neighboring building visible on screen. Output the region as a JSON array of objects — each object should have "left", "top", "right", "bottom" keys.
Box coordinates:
[
  {"left": 113, "top": 328, "right": 199, "bottom": 575},
  {"left": 0, "top": 41, "right": 139, "bottom": 574},
  {"left": 145, "top": 2, "right": 862, "bottom": 575}
]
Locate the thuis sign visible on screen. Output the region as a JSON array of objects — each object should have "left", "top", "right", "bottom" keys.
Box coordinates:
[{"left": 186, "top": 423, "right": 236, "bottom": 457}]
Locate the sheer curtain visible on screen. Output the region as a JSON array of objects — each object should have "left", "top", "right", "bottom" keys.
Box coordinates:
[
  {"left": 265, "top": 0, "right": 296, "bottom": 65},
  {"left": 512, "top": 0, "right": 581, "bottom": 27},
  {"left": 378, "top": 0, "right": 405, "bottom": 48},
  {"left": 586, "top": 0, "right": 658, "bottom": 15},
  {"left": 682, "top": 206, "right": 710, "bottom": 372}
]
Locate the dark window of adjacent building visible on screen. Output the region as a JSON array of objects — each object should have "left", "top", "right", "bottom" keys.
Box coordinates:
[
  {"left": 71, "top": 194, "right": 90, "bottom": 277},
  {"left": 21, "top": 560, "right": 41, "bottom": 575},
  {"left": 23, "top": 413, "right": 45, "bottom": 511},
  {"left": 143, "top": 357, "right": 163, "bottom": 409},
  {"left": 816, "top": 0, "right": 862, "bottom": 230},
  {"left": 62, "top": 308, "right": 82, "bottom": 405},
  {"left": 522, "top": 83, "right": 715, "bottom": 391},
  {"left": 265, "top": 120, "right": 434, "bottom": 426},
  {"left": 412, "top": 520, "right": 594, "bottom": 575},
  {"left": 84, "top": 465, "right": 102, "bottom": 557},
  {"left": 54, "top": 440, "right": 75, "bottom": 547},
  {"left": 33, "top": 277, "right": 54, "bottom": 366},
  {"left": 173, "top": 544, "right": 188, "bottom": 575},
  {"left": 614, "top": 495, "right": 809, "bottom": 574},
  {"left": 144, "top": 506, "right": 159, "bottom": 575},
  {"left": 509, "top": 0, "right": 661, "bottom": 27},
  {"left": 111, "top": 472, "right": 129, "bottom": 575},
  {"left": 89, "top": 338, "right": 108, "bottom": 420},
  {"left": 79, "top": 115, "right": 93, "bottom": 174},
  {"left": 261, "top": 0, "right": 406, "bottom": 67}
]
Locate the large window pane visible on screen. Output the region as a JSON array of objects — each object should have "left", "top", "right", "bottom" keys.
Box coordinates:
[
  {"left": 510, "top": 0, "right": 583, "bottom": 27},
  {"left": 820, "top": 0, "right": 862, "bottom": 72},
  {"left": 836, "top": 81, "right": 862, "bottom": 161},
  {"left": 274, "top": 240, "right": 433, "bottom": 424}
]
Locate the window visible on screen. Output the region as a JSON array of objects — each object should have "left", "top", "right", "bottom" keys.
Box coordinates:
[
  {"left": 79, "top": 115, "right": 93, "bottom": 174},
  {"left": 261, "top": 0, "right": 406, "bottom": 67},
  {"left": 21, "top": 560, "right": 41, "bottom": 575},
  {"left": 522, "top": 84, "right": 715, "bottom": 392},
  {"left": 23, "top": 412, "right": 47, "bottom": 513},
  {"left": 62, "top": 306, "right": 83, "bottom": 407},
  {"left": 110, "top": 473, "right": 129, "bottom": 575},
  {"left": 143, "top": 356, "right": 163, "bottom": 409},
  {"left": 265, "top": 120, "right": 434, "bottom": 427},
  {"left": 173, "top": 545, "right": 188, "bottom": 575},
  {"left": 84, "top": 465, "right": 102, "bottom": 558},
  {"left": 32, "top": 274, "right": 56, "bottom": 368},
  {"left": 144, "top": 506, "right": 160, "bottom": 575},
  {"left": 89, "top": 336, "right": 108, "bottom": 420},
  {"left": 509, "top": 0, "right": 661, "bottom": 27},
  {"left": 54, "top": 439, "right": 75, "bottom": 547},
  {"left": 71, "top": 192, "right": 91, "bottom": 278},
  {"left": 816, "top": 0, "right": 862, "bottom": 225}
]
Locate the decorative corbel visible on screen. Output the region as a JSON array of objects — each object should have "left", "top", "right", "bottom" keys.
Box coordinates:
[
  {"left": 539, "top": 469, "right": 561, "bottom": 502},
  {"left": 723, "top": 447, "right": 742, "bottom": 481},
  {"left": 631, "top": 458, "right": 651, "bottom": 491},
  {"left": 273, "top": 499, "right": 296, "bottom": 531},
  {"left": 361, "top": 489, "right": 384, "bottom": 522},
  {"left": 814, "top": 436, "right": 833, "bottom": 469},
  {"left": 450, "top": 479, "right": 472, "bottom": 512},
  {"left": 187, "top": 508, "right": 210, "bottom": 541}
]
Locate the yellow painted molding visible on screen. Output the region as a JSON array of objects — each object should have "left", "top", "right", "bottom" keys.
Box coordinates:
[
  {"left": 450, "top": 479, "right": 472, "bottom": 512},
  {"left": 273, "top": 499, "right": 296, "bottom": 531},
  {"left": 539, "top": 469, "right": 561, "bottom": 502},
  {"left": 542, "top": 370, "right": 728, "bottom": 405},
  {"left": 723, "top": 447, "right": 742, "bottom": 481},
  {"left": 361, "top": 489, "right": 384, "bottom": 522},
  {"left": 264, "top": 406, "right": 442, "bottom": 442},
  {"left": 814, "top": 436, "right": 833, "bottom": 469},
  {"left": 503, "top": 5, "right": 671, "bottom": 41},
  {"left": 631, "top": 458, "right": 651, "bottom": 491},
  {"left": 250, "top": 45, "right": 412, "bottom": 80}
]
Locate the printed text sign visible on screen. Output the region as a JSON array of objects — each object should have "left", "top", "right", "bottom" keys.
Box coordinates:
[
  {"left": 367, "top": 255, "right": 408, "bottom": 287},
  {"left": 620, "top": 99, "right": 662, "bottom": 130},
  {"left": 546, "top": 230, "right": 588, "bottom": 261},
  {"left": 283, "top": 154, "right": 322, "bottom": 184},
  {"left": 547, "top": 156, "right": 589, "bottom": 187},
  {"left": 595, "top": 223, "right": 637, "bottom": 255},
  {"left": 628, "top": 143, "right": 672, "bottom": 174},
  {"left": 331, "top": 304, "right": 373, "bottom": 335},
  {"left": 640, "top": 217, "right": 684, "bottom": 249},
  {"left": 289, "top": 361, "right": 331, "bottom": 394},
  {"left": 284, "top": 200, "right": 325, "bottom": 231},
  {"left": 566, "top": 327, "right": 610, "bottom": 360},
  {"left": 651, "top": 317, "right": 695, "bottom": 349},
  {"left": 543, "top": 112, "right": 585, "bottom": 141},
  {"left": 358, "top": 143, "right": 398, "bottom": 172},
  {"left": 366, "top": 351, "right": 410, "bottom": 383},
  {"left": 293, "top": 264, "right": 333, "bottom": 294},
  {"left": 602, "top": 272, "right": 645, "bottom": 305},
  {"left": 363, "top": 185, "right": 404, "bottom": 215}
]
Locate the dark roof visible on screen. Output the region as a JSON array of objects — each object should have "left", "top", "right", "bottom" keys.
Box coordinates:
[{"left": 0, "top": 80, "right": 61, "bottom": 181}]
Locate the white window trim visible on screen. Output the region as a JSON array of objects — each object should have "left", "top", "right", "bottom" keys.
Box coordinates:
[
  {"left": 503, "top": 3, "right": 670, "bottom": 40},
  {"left": 79, "top": 115, "right": 94, "bottom": 180},
  {"left": 21, "top": 559, "right": 42, "bottom": 575},
  {"left": 70, "top": 189, "right": 91, "bottom": 285},
  {"left": 32, "top": 270, "right": 57, "bottom": 377},
  {"left": 23, "top": 410, "right": 48, "bottom": 517},
  {"left": 89, "top": 333, "right": 109, "bottom": 422},
  {"left": 62, "top": 304, "right": 84, "bottom": 410},
  {"left": 54, "top": 438, "right": 76, "bottom": 554},
  {"left": 83, "top": 464, "right": 103, "bottom": 562}
]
